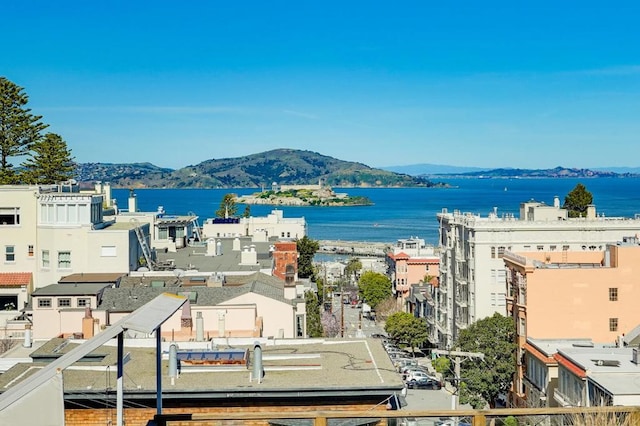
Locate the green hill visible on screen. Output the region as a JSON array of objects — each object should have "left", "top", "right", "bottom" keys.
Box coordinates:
[{"left": 74, "top": 149, "right": 440, "bottom": 188}]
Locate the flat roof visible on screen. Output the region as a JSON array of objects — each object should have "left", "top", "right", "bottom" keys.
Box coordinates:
[
  {"left": 156, "top": 237, "right": 274, "bottom": 273},
  {"left": 31, "top": 283, "right": 112, "bottom": 297},
  {"left": 58, "top": 273, "right": 126, "bottom": 284},
  {"left": 0, "top": 339, "right": 403, "bottom": 399}
]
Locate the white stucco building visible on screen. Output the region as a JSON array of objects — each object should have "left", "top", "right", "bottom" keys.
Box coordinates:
[
  {"left": 202, "top": 209, "right": 306, "bottom": 240},
  {"left": 435, "top": 197, "right": 640, "bottom": 348}
]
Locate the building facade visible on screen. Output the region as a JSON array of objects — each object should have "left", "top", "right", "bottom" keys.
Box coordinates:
[{"left": 436, "top": 198, "right": 640, "bottom": 348}]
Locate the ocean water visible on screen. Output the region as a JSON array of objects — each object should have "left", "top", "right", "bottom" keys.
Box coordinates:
[{"left": 112, "top": 178, "right": 640, "bottom": 245}]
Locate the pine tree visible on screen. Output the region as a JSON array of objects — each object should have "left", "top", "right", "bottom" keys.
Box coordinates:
[
  {"left": 21, "top": 133, "right": 75, "bottom": 184},
  {"left": 563, "top": 183, "right": 593, "bottom": 218},
  {"left": 0, "top": 77, "right": 48, "bottom": 184}
]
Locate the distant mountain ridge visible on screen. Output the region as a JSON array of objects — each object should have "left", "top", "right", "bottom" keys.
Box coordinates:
[
  {"left": 382, "top": 163, "right": 640, "bottom": 178},
  {"left": 74, "top": 149, "right": 438, "bottom": 188}
]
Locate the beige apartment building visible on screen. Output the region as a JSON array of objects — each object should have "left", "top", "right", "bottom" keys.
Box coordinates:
[
  {"left": 436, "top": 197, "right": 640, "bottom": 349},
  {"left": 505, "top": 239, "right": 640, "bottom": 405},
  {"left": 0, "top": 184, "right": 148, "bottom": 320}
]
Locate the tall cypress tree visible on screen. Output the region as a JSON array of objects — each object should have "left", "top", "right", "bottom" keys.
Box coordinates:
[
  {"left": 0, "top": 77, "right": 48, "bottom": 184},
  {"left": 21, "top": 132, "right": 75, "bottom": 184}
]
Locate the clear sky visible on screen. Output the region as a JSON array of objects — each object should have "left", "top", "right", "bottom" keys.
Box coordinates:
[{"left": 3, "top": 1, "right": 640, "bottom": 170}]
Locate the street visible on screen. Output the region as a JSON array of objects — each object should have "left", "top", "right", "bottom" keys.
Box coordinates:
[{"left": 330, "top": 295, "right": 471, "bottom": 424}]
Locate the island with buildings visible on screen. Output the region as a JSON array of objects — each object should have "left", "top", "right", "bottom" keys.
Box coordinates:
[{"left": 236, "top": 182, "right": 373, "bottom": 206}]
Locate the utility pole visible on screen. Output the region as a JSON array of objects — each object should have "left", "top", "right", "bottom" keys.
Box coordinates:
[{"left": 432, "top": 347, "right": 484, "bottom": 412}]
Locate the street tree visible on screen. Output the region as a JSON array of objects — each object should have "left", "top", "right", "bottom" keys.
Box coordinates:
[
  {"left": 563, "top": 183, "right": 593, "bottom": 218},
  {"left": 296, "top": 236, "right": 319, "bottom": 279},
  {"left": 321, "top": 311, "right": 340, "bottom": 337},
  {"left": 384, "top": 311, "right": 429, "bottom": 354},
  {"left": 21, "top": 132, "right": 75, "bottom": 184},
  {"left": 215, "top": 193, "right": 237, "bottom": 218},
  {"left": 0, "top": 77, "right": 48, "bottom": 184},
  {"left": 374, "top": 296, "right": 401, "bottom": 322},
  {"left": 454, "top": 313, "right": 516, "bottom": 409},
  {"left": 344, "top": 257, "right": 362, "bottom": 284},
  {"left": 305, "top": 291, "right": 323, "bottom": 337},
  {"left": 357, "top": 271, "right": 392, "bottom": 309},
  {"left": 242, "top": 204, "right": 251, "bottom": 218}
]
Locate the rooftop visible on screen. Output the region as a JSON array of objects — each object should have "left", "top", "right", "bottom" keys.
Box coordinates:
[{"left": 0, "top": 338, "right": 403, "bottom": 398}]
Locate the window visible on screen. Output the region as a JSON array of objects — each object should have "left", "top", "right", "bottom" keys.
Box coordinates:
[
  {"left": 38, "top": 298, "right": 52, "bottom": 308},
  {"left": 0, "top": 295, "right": 18, "bottom": 311},
  {"left": 58, "top": 298, "right": 71, "bottom": 307},
  {"left": 609, "top": 288, "right": 618, "bottom": 302},
  {"left": 5, "top": 246, "right": 15, "bottom": 262},
  {"left": 77, "top": 298, "right": 91, "bottom": 308},
  {"left": 550, "top": 245, "right": 557, "bottom": 251},
  {"left": 563, "top": 245, "right": 570, "bottom": 251},
  {"left": 498, "top": 246, "right": 506, "bottom": 258},
  {"left": 537, "top": 245, "right": 544, "bottom": 251},
  {"left": 610, "top": 318, "right": 619, "bottom": 332},
  {"left": 58, "top": 251, "right": 71, "bottom": 268},
  {"left": 491, "top": 247, "right": 496, "bottom": 258},
  {"left": 28, "top": 245, "right": 34, "bottom": 257},
  {"left": 0, "top": 207, "right": 20, "bottom": 225},
  {"left": 523, "top": 245, "right": 531, "bottom": 250},
  {"left": 158, "top": 228, "right": 168, "bottom": 240},
  {"left": 42, "top": 250, "right": 50, "bottom": 268}
]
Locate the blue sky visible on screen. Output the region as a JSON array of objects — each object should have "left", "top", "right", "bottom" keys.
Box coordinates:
[{"left": 3, "top": 2, "right": 640, "bottom": 169}]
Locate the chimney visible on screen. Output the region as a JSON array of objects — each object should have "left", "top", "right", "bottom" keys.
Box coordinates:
[
  {"left": 218, "top": 312, "right": 226, "bottom": 337},
  {"left": 23, "top": 324, "right": 32, "bottom": 348},
  {"left": 128, "top": 189, "right": 137, "bottom": 213},
  {"left": 252, "top": 342, "right": 264, "bottom": 383},
  {"left": 233, "top": 237, "right": 241, "bottom": 251},
  {"left": 206, "top": 239, "right": 216, "bottom": 256},
  {"left": 553, "top": 196, "right": 560, "bottom": 208},
  {"left": 169, "top": 344, "right": 178, "bottom": 385},
  {"left": 82, "top": 307, "right": 95, "bottom": 339},
  {"left": 104, "top": 183, "right": 112, "bottom": 207},
  {"left": 195, "top": 312, "right": 204, "bottom": 342},
  {"left": 586, "top": 204, "right": 596, "bottom": 219}
]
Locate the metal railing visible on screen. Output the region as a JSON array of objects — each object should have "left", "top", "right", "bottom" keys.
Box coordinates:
[{"left": 156, "top": 406, "right": 640, "bottom": 426}]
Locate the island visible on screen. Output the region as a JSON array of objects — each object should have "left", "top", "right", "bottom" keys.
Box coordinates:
[{"left": 236, "top": 183, "right": 373, "bottom": 207}]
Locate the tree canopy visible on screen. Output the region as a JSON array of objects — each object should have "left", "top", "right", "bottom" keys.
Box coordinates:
[
  {"left": 563, "top": 183, "right": 593, "bottom": 218},
  {"left": 305, "top": 291, "right": 323, "bottom": 338},
  {"left": 357, "top": 271, "right": 392, "bottom": 309},
  {"left": 384, "top": 311, "right": 429, "bottom": 353},
  {"left": 0, "top": 77, "right": 49, "bottom": 184},
  {"left": 215, "top": 193, "right": 237, "bottom": 218},
  {"left": 344, "top": 258, "right": 362, "bottom": 284},
  {"left": 296, "top": 236, "right": 319, "bottom": 279},
  {"left": 21, "top": 132, "right": 75, "bottom": 184},
  {"left": 454, "top": 313, "right": 516, "bottom": 409}
]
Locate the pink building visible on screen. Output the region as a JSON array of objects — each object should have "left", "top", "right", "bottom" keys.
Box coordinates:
[
  {"left": 504, "top": 239, "right": 640, "bottom": 405},
  {"left": 386, "top": 236, "right": 439, "bottom": 301}
]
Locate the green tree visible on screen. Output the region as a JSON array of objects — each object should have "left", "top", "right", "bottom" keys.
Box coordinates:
[
  {"left": 563, "top": 183, "right": 593, "bottom": 218},
  {"left": 20, "top": 132, "right": 75, "bottom": 184},
  {"left": 305, "top": 291, "right": 323, "bottom": 337},
  {"left": 296, "top": 236, "right": 319, "bottom": 279},
  {"left": 215, "top": 193, "right": 237, "bottom": 218},
  {"left": 357, "top": 271, "right": 392, "bottom": 309},
  {"left": 242, "top": 204, "right": 251, "bottom": 218},
  {"left": 0, "top": 77, "right": 48, "bottom": 184},
  {"left": 344, "top": 257, "right": 362, "bottom": 284},
  {"left": 454, "top": 313, "right": 516, "bottom": 409},
  {"left": 384, "top": 311, "right": 429, "bottom": 354}
]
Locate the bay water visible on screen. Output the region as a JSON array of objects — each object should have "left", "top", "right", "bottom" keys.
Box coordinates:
[{"left": 112, "top": 178, "right": 640, "bottom": 246}]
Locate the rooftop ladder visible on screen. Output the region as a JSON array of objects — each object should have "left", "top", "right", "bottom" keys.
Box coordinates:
[{"left": 131, "top": 218, "right": 154, "bottom": 271}]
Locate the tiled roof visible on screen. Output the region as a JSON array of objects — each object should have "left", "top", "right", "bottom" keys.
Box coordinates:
[{"left": 0, "top": 272, "right": 32, "bottom": 287}]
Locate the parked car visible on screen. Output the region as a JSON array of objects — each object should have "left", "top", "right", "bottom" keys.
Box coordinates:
[
  {"left": 404, "top": 370, "right": 440, "bottom": 384},
  {"left": 406, "top": 376, "right": 442, "bottom": 390}
]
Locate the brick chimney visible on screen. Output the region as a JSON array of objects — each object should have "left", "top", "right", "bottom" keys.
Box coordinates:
[
  {"left": 273, "top": 241, "right": 298, "bottom": 281},
  {"left": 82, "top": 307, "right": 94, "bottom": 339}
]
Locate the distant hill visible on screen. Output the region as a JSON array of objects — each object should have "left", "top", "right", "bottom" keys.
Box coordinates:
[
  {"left": 74, "top": 149, "right": 440, "bottom": 188},
  {"left": 381, "top": 163, "right": 486, "bottom": 176},
  {"left": 449, "top": 166, "right": 632, "bottom": 179}
]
